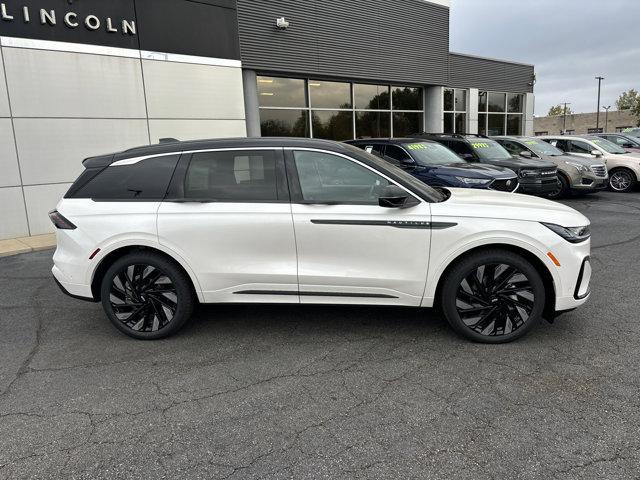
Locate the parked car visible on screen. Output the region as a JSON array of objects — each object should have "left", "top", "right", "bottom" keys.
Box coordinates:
[
  {"left": 594, "top": 133, "right": 640, "bottom": 153},
  {"left": 50, "top": 137, "right": 592, "bottom": 344},
  {"left": 539, "top": 135, "right": 640, "bottom": 193},
  {"left": 492, "top": 136, "right": 608, "bottom": 199},
  {"left": 415, "top": 133, "right": 559, "bottom": 196},
  {"left": 345, "top": 138, "right": 518, "bottom": 192},
  {"left": 622, "top": 127, "right": 640, "bottom": 139}
]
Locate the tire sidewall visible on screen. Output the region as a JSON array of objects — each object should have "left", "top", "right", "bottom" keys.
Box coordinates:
[
  {"left": 100, "top": 252, "right": 194, "bottom": 340},
  {"left": 547, "top": 173, "right": 569, "bottom": 199},
  {"left": 441, "top": 250, "right": 546, "bottom": 344}
]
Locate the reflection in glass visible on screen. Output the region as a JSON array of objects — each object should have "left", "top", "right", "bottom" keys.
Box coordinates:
[
  {"left": 260, "top": 109, "right": 309, "bottom": 137},
  {"left": 356, "top": 111, "right": 390, "bottom": 138},
  {"left": 392, "top": 86, "right": 423, "bottom": 110},
  {"left": 454, "top": 89, "right": 467, "bottom": 112},
  {"left": 488, "top": 114, "right": 506, "bottom": 135},
  {"left": 312, "top": 111, "right": 354, "bottom": 140},
  {"left": 444, "top": 113, "right": 454, "bottom": 133},
  {"left": 478, "top": 91, "right": 487, "bottom": 112},
  {"left": 257, "top": 76, "right": 306, "bottom": 108},
  {"left": 354, "top": 84, "right": 390, "bottom": 110},
  {"left": 392, "top": 112, "right": 423, "bottom": 137},
  {"left": 508, "top": 93, "right": 523, "bottom": 113},
  {"left": 507, "top": 114, "right": 523, "bottom": 135},
  {"left": 455, "top": 113, "right": 467, "bottom": 134},
  {"left": 309, "top": 80, "right": 351, "bottom": 109},
  {"left": 478, "top": 113, "right": 487, "bottom": 135},
  {"left": 444, "top": 89, "right": 454, "bottom": 111},
  {"left": 488, "top": 92, "right": 506, "bottom": 112}
]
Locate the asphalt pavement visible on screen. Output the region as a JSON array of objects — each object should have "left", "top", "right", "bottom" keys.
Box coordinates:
[{"left": 1, "top": 190, "right": 639, "bottom": 479}]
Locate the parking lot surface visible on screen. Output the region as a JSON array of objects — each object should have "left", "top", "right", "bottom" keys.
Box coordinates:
[{"left": 1, "top": 191, "right": 639, "bottom": 479}]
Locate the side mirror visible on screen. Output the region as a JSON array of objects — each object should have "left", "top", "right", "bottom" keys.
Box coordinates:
[
  {"left": 400, "top": 157, "right": 417, "bottom": 167},
  {"left": 520, "top": 150, "right": 532, "bottom": 158},
  {"left": 459, "top": 153, "right": 475, "bottom": 161},
  {"left": 378, "top": 185, "right": 419, "bottom": 209},
  {"left": 591, "top": 150, "right": 603, "bottom": 157}
]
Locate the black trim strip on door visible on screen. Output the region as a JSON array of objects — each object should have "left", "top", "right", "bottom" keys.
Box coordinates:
[
  {"left": 310, "top": 220, "right": 457, "bottom": 230},
  {"left": 234, "top": 290, "right": 398, "bottom": 299}
]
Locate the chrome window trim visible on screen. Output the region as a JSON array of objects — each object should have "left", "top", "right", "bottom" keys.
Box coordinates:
[{"left": 109, "top": 147, "right": 284, "bottom": 167}]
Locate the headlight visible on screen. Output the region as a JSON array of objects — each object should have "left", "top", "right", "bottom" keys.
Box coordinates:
[
  {"left": 542, "top": 223, "right": 591, "bottom": 243},
  {"left": 519, "top": 169, "right": 539, "bottom": 178},
  {"left": 565, "top": 161, "right": 589, "bottom": 173},
  {"left": 455, "top": 177, "right": 492, "bottom": 185}
]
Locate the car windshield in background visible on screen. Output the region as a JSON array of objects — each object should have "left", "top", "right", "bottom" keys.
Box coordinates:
[
  {"left": 589, "top": 137, "right": 627, "bottom": 154},
  {"left": 621, "top": 135, "right": 640, "bottom": 147},
  {"left": 402, "top": 142, "right": 466, "bottom": 166},
  {"left": 522, "top": 139, "right": 565, "bottom": 157},
  {"left": 468, "top": 139, "right": 513, "bottom": 160}
]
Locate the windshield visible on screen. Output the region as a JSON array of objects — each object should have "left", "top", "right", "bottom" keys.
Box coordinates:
[
  {"left": 589, "top": 137, "right": 627, "bottom": 154},
  {"left": 402, "top": 142, "right": 466, "bottom": 165},
  {"left": 618, "top": 135, "right": 640, "bottom": 147},
  {"left": 469, "top": 139, "right": 513, "bottom": 160},
  {"left": 623, "top": 128, "right": 640, "bottom": 138},
  {"left": 521, "top": 138, "right": 565, "bottom": 157}
]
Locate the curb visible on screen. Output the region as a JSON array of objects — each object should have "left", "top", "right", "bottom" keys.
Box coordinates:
[{"left": 0, "top": 234, "right": 56, "bottom": 258}]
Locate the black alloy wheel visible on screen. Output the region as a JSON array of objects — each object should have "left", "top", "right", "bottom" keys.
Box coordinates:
[
  {"left": 100, "top": 252, "right": 194, "bottom": 339},
  {"left": 547, "top": 174, "right": 569, "bottom": 200},
  {"left": 440, "top": 250, "right": 545, "bottom": 343}
]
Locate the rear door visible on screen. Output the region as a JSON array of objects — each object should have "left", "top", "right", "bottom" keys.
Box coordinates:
[
  {"left": 285, "top": 148, "right": 432, "bottom": 306},
  {"left": 157, "top": 148, "right": 298, "bottom": 303}
]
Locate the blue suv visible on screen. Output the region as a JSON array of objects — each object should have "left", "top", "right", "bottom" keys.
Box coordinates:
[{"left": 346, "top": 138, "right": 518, "bottom": 192}]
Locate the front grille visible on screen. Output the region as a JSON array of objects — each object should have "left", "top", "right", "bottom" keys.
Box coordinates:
[
  {"left": 591, "top": 164, "right": 607, "bottom": 177},
  {"left": 540, "top": 169, "right": 558, "bottom": 177},
  {"left": 490, "top": 177, "right": 518, "bottom": 192}
]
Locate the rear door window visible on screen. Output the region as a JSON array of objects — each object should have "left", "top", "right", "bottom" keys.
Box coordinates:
[
  {"left": 569, "top": 141, "right": 593, "bottom": 154},
  {"left": 72, "top": 155, "right": 180, "bottom": 200}
]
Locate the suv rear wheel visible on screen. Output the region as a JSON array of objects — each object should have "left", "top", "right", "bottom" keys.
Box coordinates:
[
  {"left": 440, "top": 250, "right": 545, "bottom": 343},
  {"left": 608, "top": 168, "right": 636, "bottom": 193},
  {"left": 100, "top": 252, "right": 195, "bottom": 339}
]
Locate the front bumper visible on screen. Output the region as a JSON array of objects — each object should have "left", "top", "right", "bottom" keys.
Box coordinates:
[
  {"left": 517, "top": 178, "right": 559, "bottom": 194},
  {"left": 566, "top": 170, "right": 608, "bottom": 191}
]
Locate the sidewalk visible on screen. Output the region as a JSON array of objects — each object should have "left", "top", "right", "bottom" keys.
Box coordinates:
[{"left": 0, "top": 234, "right": 56, "bottom": 258}]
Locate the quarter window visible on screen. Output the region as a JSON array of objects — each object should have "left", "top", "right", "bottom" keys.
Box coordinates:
[
  {"left": 293, "top": 151, "right": 391, "bottom": 204},
  {"left": 184, "top": 150, "right": 279, "bottom": 201}
]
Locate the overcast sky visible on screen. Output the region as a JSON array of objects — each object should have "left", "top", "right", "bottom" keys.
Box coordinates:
[{"left": 449, "top": 0, "right": 640, "bottom": 116}]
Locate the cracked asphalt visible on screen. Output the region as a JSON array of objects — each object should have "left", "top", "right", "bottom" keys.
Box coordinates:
[{"left": 1, "top": 190, "right": 639, "bottom": 479}]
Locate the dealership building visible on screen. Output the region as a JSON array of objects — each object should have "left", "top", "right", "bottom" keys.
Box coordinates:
[{"left": 0, "top": 0, "right": 535, "bottom": 240}]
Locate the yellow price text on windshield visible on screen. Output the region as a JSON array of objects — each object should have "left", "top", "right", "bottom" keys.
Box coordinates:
[
  {"left": 525, "top": 141, "right": 538, "bottom": 145},
  {"left": 471, "top": 142, "right": 490, "bottom": 149},
  {"left": 406, "top": 143, "right": 430, "bottom": 150}
]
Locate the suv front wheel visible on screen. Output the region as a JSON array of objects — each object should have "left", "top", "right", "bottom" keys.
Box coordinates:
[
  {"left": 440, "top": 250, "right": 545, "bottom": 343},
  {"left": 100, "top": 252, "right": 195, "bottom": 339}
]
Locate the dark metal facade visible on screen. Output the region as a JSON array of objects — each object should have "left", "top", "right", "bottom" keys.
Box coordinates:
[{"left": 448, "top": 53, "right": 535, "bottom": 93}]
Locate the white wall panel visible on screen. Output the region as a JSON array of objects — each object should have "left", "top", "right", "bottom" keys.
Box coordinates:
[
  {"left": 14, "top": 118, "right": 149, "bottom": 185},
  {"left": 148, "top": 119, "right": 246, "bottom": 143},
  {"left": 142, "top": 60, "right": 245, "bottom": 119},
  {"left": 23, "top": 183, "right": 72, "bottom": 236},
  {"left": 0, "top": 119, "right": 20, "bottom": 187},
  {"left": 3, "top": 48, "right": 146, "bottom": 118},
  {"left": 0, "top": 48, "right": 10, "bottom": 117},
  {"left": 0, "top": 187, "right": 28, "bottom": 239}
]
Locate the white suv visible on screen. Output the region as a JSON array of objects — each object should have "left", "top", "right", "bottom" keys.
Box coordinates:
[
  {"left": 51, "top": 138, "right": 592, "bottom": 343},
  {"left": 540, "top": 135, "right": 640, "bottom": 192}
]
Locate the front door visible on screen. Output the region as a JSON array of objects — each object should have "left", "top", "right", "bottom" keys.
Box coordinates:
[
  {"left": 157, "top": 148, "right": 298, "bottom": 303},
  {"left": 286, "top": 148, "right": 432, "bottom": 306}
]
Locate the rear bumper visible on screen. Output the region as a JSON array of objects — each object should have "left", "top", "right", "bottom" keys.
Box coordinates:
[{"left": 52, "top": 265, "right": 95, "bottom": 302}]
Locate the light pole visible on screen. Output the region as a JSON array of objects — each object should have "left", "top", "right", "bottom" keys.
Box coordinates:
[
  {"left": 595, "top": 76, "right": 605, "bottom": 130},
  {"left": 602, "top": 105, "right": 611, "bottom": 133},
  {"left": 562, "top": 102, "right": 571, "bottom": 134}
]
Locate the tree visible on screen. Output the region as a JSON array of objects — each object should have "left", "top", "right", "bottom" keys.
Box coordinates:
[
  {"left": 616, "top": 90, "right": 640, "bottom": 126},
  {"left": 548, "top": 104, "right": 573, "bottom": 116}
]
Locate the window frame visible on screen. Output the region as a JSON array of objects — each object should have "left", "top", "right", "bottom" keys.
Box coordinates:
[
  {"left": 478, "top": 90, "right": 525, "bottom": 135},
  {"left": 165, "top": 148, "right": 290, "bottom": 203},
  {"left": 443, "top": 88, "right": 468, "bottom": 134}
]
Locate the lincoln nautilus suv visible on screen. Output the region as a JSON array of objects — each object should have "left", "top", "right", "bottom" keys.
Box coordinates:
[{"left": 51, "top": 138, "right": 592, "bottom": 343}]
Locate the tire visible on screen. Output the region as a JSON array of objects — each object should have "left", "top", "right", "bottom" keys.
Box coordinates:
[
  {"left": 608, "top": 168, "right": 636, "bottom": 193},
  {"left": 100, "top": 252, "right": 195, "bottom": 340},
  {"left": 440, "top": 249, "right": 546, "bottom": 344},
  {"left": 547, "top": 173, "right": 570, "bottom": 200}
]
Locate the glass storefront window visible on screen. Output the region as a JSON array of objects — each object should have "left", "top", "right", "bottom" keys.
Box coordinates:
[
  {"left": 443, "top": 89, "right": 454, "bottom": 112},
  {"left": 454, "top": 90, "right": 467, "bottom": 112},
  {"left": 356, "top": 111, "right": 391, "bottom": 138},
  {"left": 312, "top": 111, "right": 354, "bottom": 140},
  {"left": 488, "top": 114, "right": 506, "bottom": 135},
  {"left": 354, "top": 84, "right": 390, "bottom": 110},
  {"left": 393, "top": 112, "right": 423, "bottom": 137},
  {"left": 506, "top": 114, "right": 522, "bottom": 135},
  {"left": 444, "top": 113, "right": 454, "bottom": 134},
  {"left": 257, "top": 76, "right": 306, "bottom": 108},
  {"left": 444, "top": 88, "right": 467, "bottom": 134},
  {"left": 507, "top": 93, "right": 523, "bottom": 113},
  {"left": 309, "top": 80, "right": 352, "bottom": 109},
  {"left": 392, "top": 86, "right": 423, "bottom": 111},
  {"left": 488, "top": 92, "right": 506, "bottom": 112},
  {"left": 455, "top": 113, "right": 467, "bottom": 134},
  {"left": 478, "top": 91, "right": 487, "bottom": 112},
  {"left": 478, "top": 114, "right": 487, "bottom": 135},
  {"left": 260, "top": 109, "right": 309, "bottom": 137}
]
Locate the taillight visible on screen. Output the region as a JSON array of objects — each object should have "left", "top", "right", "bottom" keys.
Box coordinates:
[{"left": 48, "top": 210, "right": 76, "bottom": 230}]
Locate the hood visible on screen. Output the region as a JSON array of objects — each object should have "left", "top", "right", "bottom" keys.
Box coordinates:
[
  {"left": 483, "top": 157, "right": 557, "bottom": 170},
  {"left": 605, "top": 152, "right": 640, "bottom": 161},
  {"left": 431, "top": 187, "right": 589, "bottom": 226},
  {"left": 414, "top": 163, "right": 515, "bottom": 179}
]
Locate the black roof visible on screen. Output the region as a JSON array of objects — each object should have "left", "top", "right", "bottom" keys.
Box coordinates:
[
  {"left": 83, "top": 137, "right": 358, "bottom": 168},
  {"left": 346, "top": 137, "right": 438, "bottom": 145},
  {"left": 416, "top": 133, "right": 490, "bottom": 141}
]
